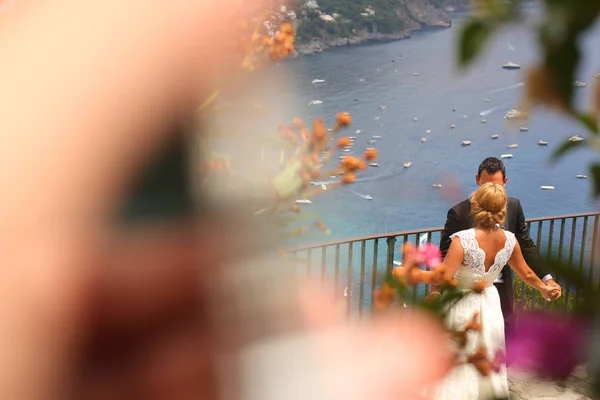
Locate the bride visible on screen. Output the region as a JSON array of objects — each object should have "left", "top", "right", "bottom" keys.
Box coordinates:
[{"left": 393, "top": 182, "right": 559, "bottom": 399}]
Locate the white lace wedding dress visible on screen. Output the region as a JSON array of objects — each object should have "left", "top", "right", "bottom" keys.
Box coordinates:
[{"left": 433, "top": 228, "right": 515, "bottom": 400}]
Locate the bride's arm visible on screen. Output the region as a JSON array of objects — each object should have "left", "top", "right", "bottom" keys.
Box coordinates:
[
  {"left": 394, "top": 237, "right": 464, "bottom": 285},
  {"left": 508, "top": 241, "right": 557, "bottom": 299}
]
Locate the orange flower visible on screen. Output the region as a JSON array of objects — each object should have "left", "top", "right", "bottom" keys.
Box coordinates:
[
  {"left": 471, "top": 279, "right": 488, "bottom": 293},
  {"left": 340, "top": 156, "right": 362, "bottom": 172},
  {"left": 465, "top": 313, "right": 482, "bottom": 332},
  {"left": 313, "top": 118, "right": 327, "bottom": 140},
  {"left": 451, "top": 330, "right": 468, "bottom": 348},
  {"left": 280, "top": 22, "right": 294, "bottom": 35},
  {"left": 335, "top": 112, "right": 352, "bottom": 128},
  {"left": 372, "top": 283, "right": 396, "bottom": 312},
  {"left": 316, "top": 220, "right": 327, "bottom": 232},
  {"left": 403, "top": 242, "right": 416, "bottom": 254},
  {"left": 293, "top": 117, "right": 304, "bottom": 129},
  {"left": 300, "top": 128, "right": 311, "bottom": 142},
  {"left": 336, "top": 136, "right": 351, "bottom": 148},
  {"left": 467, "top": 346, "right": 492, "bottom": 376},
  {"left": 364, "top": 147, "right": 378, "bottom": 161},
  {"left": 261, "top": 36, "right": 273, "bottom": 48},
  {"left": 342, "top": 172, "right": 356, "bottom": 184},
  {"left": 311, "top": 152, "right": 320, "bottom": 165}
]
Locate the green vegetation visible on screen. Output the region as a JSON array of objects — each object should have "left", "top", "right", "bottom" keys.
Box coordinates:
[{"left": 294, "top": 0, "right": 412, "bottom": 45}]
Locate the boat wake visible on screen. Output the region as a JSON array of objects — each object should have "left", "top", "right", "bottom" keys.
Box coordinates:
[
  {"left": 348, "top": 188, "right": 372, "bottom": 200},
  {"left": 311, "top": 180, "right": 337, "bottom": 186},
  {"left": 479, "top": 101, "right": 511, "bottom": 116},
  {"left": 488, "top": 82, "right": 524, "bottom": 93}
]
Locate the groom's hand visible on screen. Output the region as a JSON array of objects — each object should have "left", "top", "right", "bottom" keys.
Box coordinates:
[{"left": 546, "top": 279, "right": 562, "bottom": 300}]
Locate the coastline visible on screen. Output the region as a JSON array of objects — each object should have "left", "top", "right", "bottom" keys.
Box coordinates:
[{"left": 293, "top": 3, "right": 469, "bottom": 57}]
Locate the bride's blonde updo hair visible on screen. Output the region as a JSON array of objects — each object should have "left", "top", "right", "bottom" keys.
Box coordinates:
[{"left": 470, "top": 182, "right": 507, "bottom": 231}]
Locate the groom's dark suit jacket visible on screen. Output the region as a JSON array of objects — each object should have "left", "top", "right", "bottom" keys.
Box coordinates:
[{"left": 439, "top": 197, "right": 548, "bottom": 318}]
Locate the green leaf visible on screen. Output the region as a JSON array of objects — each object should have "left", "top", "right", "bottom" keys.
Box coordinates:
[
  {"left": 258, "top": 134, "right": 296, "bottom": 151},
  {"left": 591, "top": 163, "right": 600, "bottom": 197},
  {"left": 550, "top": 138, "right": 586, "bottom": 161},
  {"left": 457, "top": 20, "right": 492, "bottom": 69},
  {"left": 575, "top": 112, "right": 599, "bottom": 135},
  {"left": 272, "top": 161, "right": 304, "bottom": 199}
]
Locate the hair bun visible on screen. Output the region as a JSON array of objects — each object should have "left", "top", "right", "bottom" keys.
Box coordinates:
[{"left": 470, "top": 183, "right": 507, "bottom": 231}]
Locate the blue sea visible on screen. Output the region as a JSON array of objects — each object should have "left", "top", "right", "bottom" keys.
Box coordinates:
[{"left": 248, "top": 4, "right": 600, "bottom": 245}]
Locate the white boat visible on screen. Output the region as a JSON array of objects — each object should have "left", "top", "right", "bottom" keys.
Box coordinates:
[
  {"left": 577, "top": 175, "right": 588, "bottom": 179},
  {"left": 501, "top": 154, "right": 513, "bottom": 159},
  {"left": 541, "top": 186, "right": 555, "bottom": 190},
  {"left": 413, "top": 117, "right": 418, "bottom": 122},
  {"left": 426, "top": 129, "right": 432, "bottom": 134},
  {"left": 433, "top": 184, "right": 442, "bottom": 188},
  {"left": 569, "top": 135, "right": 584, "bottom": 142},
  {"left": 481, "top": 119, "right": 487, "bottom": 123},
  {"left": 379, "top": 105, "right": 387, "bottom": 110},
  {"left": 355, "top": 129, "right": 362, "bottom": 134},
  {"left": 339, "top": 155, "right": 346, "bottom": 160},
  {"left": 374, "top": 116, "right": 380, "bottom": 120},
  {"left": 311, "top": 79, "right": 325, "bottom": 84},
  {"left": 368, "top": 162, "right": 379, "bottom": 167},
  {"left": 519, "top": 127, "right": 528, "bottom": 132},
  {"left": 404, "top": 162, "right": 412, "bottom": 168},
  {"left": 483, "top": 98, "right": 490, "bottom": 102},
  {"left": 372, "top": 135, "right": 382, "bottom": 139},
  {"left": 321, "top": 184, "right": 327, "bottom": 191},
  {"left": 502, "top": 62, "right": 521, "bottom": 70},
  {"left": 574, "top": 81, "right": 587, "bottom": 87},
  {"left": 450, "top": 124, "right": 456, "bottom": 129},
  {"left": 504, "top": 109, "right": 527, "bottom": 119},
  {"left": 368, "top": 139, "right": 377, "bottom": 144},
  {"left": 508, "top": 144, "right": 518, "bottom": 149},
  {"left": 461, "top": 140, "right": 471, "bottom": 146},
  {"left": 421, "top": 137, "right": 428, "bottom": 143},
  {"left": 342, "top": 148, "right": 352, "bottom": 153},
  {"left": 308, "top": 100, "right": 323, "bottom": 105},
  {"left": 364, "top": 195, "right": 373, "bottom": 200},
  {"left": 462, "top": 114, "right": 468, "bottom": 119},
  {"left": 295, "top": 199, "right": 312, "bottom": 204},
  {"left": 491, "top": 134, "right": 499, "bottom": 139},
  {"left": 414, "top": 72, "right": 419, "bottom": 76},
  {"left": 349, "top": 136, "right": 357, "bottom": 139},
  {"left": 538, "top": 140, "right": 548, "bottom": 146}
]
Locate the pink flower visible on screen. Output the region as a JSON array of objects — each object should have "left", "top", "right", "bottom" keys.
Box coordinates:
[
  {"left": 506, "top": 311, "right": 590, "bottom": 380},
  {"left": 416, "top": 244, "right": 442, "bottom": 269}
]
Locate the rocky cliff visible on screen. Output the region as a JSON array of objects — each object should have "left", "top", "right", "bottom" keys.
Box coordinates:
[{"left": 280, "top": 0, "right": 468, "bottom": 55}]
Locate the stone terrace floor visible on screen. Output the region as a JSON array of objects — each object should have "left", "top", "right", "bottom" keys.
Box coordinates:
[{"left": 509, "top": 365, "right": 597, "bottom": 399}]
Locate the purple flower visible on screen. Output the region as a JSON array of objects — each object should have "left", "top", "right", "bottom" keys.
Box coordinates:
[
  {"left": 506, "top": 311, "right": 590, "bottom": 380},
  {"left": 416, "top": 244, "right": 442, "bottom": 269}
]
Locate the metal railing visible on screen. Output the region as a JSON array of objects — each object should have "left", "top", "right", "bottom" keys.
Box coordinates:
[{"left": 288, "top": 211, "right": 600, "bottom": 319}]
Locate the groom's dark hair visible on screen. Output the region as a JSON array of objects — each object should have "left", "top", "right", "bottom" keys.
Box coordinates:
[{"left": 477, "top": 157, "right": 506, "bottom": 179}]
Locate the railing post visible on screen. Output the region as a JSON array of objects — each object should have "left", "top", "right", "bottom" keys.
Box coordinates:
[{"left": 386, "top": 236, "right": 397, "bottom": 275}]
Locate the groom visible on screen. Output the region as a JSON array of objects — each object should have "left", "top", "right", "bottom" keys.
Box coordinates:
[{"left": 438, "top": 157, "right": 562, "bottom": 340}]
